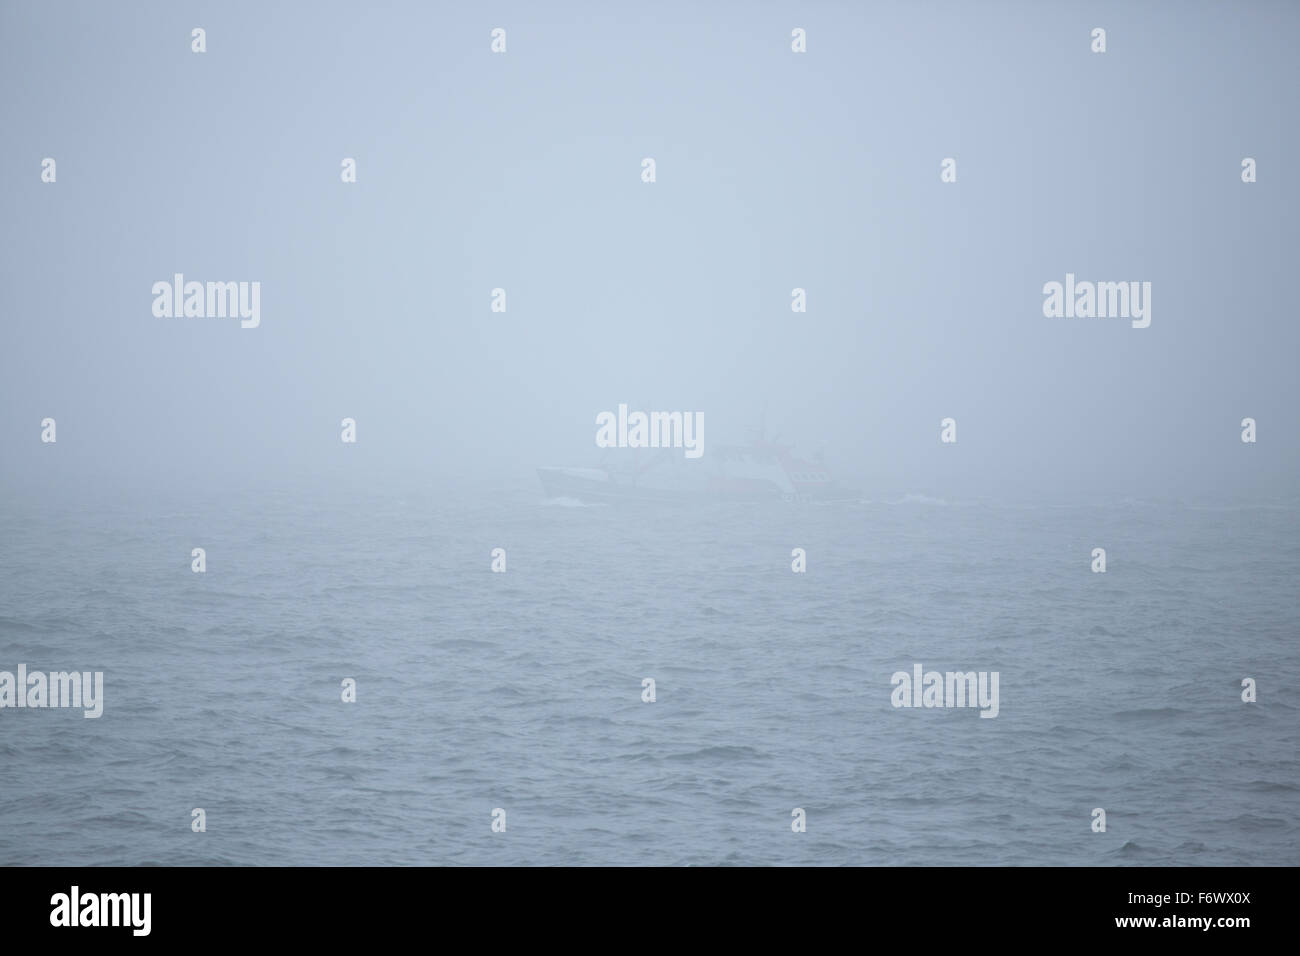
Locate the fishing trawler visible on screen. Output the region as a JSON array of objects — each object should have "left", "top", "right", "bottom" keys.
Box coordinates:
[{"left": 537, "top": 431, "right": 858, "bottom": 504}]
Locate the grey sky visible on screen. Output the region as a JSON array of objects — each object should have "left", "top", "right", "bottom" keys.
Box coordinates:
[{"left": 2, "top": 0, "right": 1296, "bottom": 500}]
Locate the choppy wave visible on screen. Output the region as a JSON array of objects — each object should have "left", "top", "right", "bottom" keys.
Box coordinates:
[{"left": 0, "top": 493, "right": 1296, "bottom": 865}]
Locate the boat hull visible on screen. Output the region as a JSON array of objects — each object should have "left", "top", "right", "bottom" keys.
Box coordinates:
[{"left": 536, "top": 466, "right": 856, "bottom": 504}]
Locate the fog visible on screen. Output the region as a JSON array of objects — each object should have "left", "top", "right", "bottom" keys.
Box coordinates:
[{"left": 2, "top": 0, "right": 1297, "bottom": 503}]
